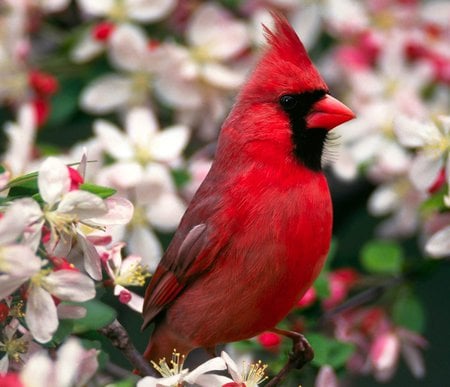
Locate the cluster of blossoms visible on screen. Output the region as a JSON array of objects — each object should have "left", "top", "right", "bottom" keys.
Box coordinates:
[{"left": 0, "top": 0, "right": 449, "bottom": 386}]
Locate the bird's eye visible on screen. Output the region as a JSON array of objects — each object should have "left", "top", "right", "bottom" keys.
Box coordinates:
[{"left": 279, "top": 95, "right": 298, "bottom": 110}]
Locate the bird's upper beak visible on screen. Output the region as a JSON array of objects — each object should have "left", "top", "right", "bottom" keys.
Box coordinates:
[{"left": 306, "top": 94, "right": 355, "bottom": 130}]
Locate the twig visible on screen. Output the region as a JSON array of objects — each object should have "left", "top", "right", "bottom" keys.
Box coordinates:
[
  {"left": 98, "top": 319, "right": 157, "bottom": 377},
  {"left": 265, "top": 329, "right": 314, "bottom": 387}
]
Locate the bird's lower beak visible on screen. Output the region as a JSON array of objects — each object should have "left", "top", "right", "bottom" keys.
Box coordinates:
[{"left": 306, "top": 94, "right": 355, "bottom": 130}]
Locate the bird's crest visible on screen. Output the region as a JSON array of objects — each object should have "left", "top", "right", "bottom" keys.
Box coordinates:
[{"left": 238, "top": 14, "right": 327, "bottom": 101}]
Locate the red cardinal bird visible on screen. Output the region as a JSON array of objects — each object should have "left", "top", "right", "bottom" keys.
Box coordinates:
[{"left": 142, "top": 15, "right": 354, "bottom": 362}]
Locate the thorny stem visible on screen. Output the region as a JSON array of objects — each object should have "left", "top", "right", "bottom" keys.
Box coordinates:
[{"left": 98, "top": 319, "right": 157, "bottom": 377}]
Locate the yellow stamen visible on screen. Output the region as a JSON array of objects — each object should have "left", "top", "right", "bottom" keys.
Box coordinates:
[
  {"left": 151, "top": 349, "right": 186, "bottom": 378},
  {"left": 115, "top": 262, "right": 151, "bottom": 287}
]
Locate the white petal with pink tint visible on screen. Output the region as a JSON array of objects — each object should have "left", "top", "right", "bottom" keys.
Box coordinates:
[
  {"left": 38, "top": 157, "right": 70, "bottom": 206},
  {"left": 150, "top": 125, "right": 190, "bottom": 162},
  {"left": 81, "top": 75, "right": 132, "bottom": 114},
  {"left": 128, "top": 226, "right": 162, "bottom": 271},
  {"left": 88, "top": 197, "right": 134, "bottom": 226},
  {"left": 20, "top": 352, "right": 53, "bottom": 387},
  {"left": 202, "top": 63, "right": 245, "bottom": 89},
  {"left": 96, "top": 162, "right": 143, "bottom": 189},
  {"left": 425, "top": 225, "right": 450, "bottom": 258},
  {"left": 77, "top": 0, "right": 113, "bottom": 16},
  {"left": 26, "top": 285, "right": 58, "bottom": 343},
  {"left": 126, "top": 0, "right": 176, "bottom": 22},
  {"left": 409, "top": 153, "right": 443, "bottom": 191},
  {"left": 147, "top": 191, "right": 185, "bottom": 232},
  {"left": 109, "top": 24, "right": 148, "bottom": 72},
  {"left": 57, "top": 190, "right": 108, "bottom": 219},
  {"left": 187, "top": 4, "right": 249, "bottom": 61},
  {"left": 315, "top": 365, "right": 338, "bottom": 387},
  {"left": 126, "top": 107, "right": 158, "bottom": 145},
  {"left": 370, "top": 331, "right": 400, "bottom": 382},
  {"left": 394, "top": 115, "right": 440, "bottom": 148},
  {"left": 77, "top": 232, "right": 102, "bottom": 280},
  {"left": 94, "top": 119, "right": 134, "bottom": 160},
  {"left": 57, "top": 304, "right": 87, "bottom": 319},
  {"left": 44, "top": 270, "right": 96, "bottom": 302},
  {"left": 71, "top": 33, "right": 104, "bottom": 63}
]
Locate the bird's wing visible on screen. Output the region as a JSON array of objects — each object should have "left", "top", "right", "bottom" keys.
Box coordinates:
[{"left": 142, "top": 223, "right": 224, "bottom": 329}]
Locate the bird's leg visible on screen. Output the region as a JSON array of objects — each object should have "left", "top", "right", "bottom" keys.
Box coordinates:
[
  {"left": 271, "top": 328, "right": 314, "bottom": 367},
  {"left": 265, "top": 328, "right": 314, "bottom": 387}
]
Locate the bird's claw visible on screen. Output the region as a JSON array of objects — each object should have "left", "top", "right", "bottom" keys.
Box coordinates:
[
  {"left": 289, "top": 333, "right": 314, "bottom": 367},
  {"left": 271, "top": 328, "right": 314, "bottom": 368}
]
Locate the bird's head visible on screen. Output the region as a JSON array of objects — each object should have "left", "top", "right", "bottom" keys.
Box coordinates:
[{"left": 227, "top": 14, "right": 354, "bottom": 171}]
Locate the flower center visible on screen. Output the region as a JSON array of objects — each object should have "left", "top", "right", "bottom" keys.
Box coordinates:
[
  {"left": 151, "top": 349, "right": 186, "bottom": 378},
  {"left": 115, "top": 262, "right": 150, "bottom": 287},
  {"left": 0, "top": 336, "right": 28, "bottom": 362}
]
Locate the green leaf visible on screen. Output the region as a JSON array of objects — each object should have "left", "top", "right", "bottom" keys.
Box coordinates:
[
  {"left": 360, "top": 240, "right": 404, "bottom": 274},
  {"left": 171, "top": 168, "right": 191, "bottom": 188},
  {"left": 392, "top": 290, "right": 425, "bottom": 333},
  {"left": 106, "top": 378, "right": 140, "bottom": 387},
  {"left": 72, "top": 300, "right": 117, "bottom": 333},
  {"left": 5, "top": 171, "right": 38, "bottom": 189},
  {"left": 307, "top": 333, "right": 354, "bottom": 369},
  {"left": 7, "top": 177, "right": 39, "bottom": 198},
  {"left": 420, "top": 189, "right": 447, "bottom": 215},
  {"left": 79, "top": 183, "right": 116, "bottom": 199},
  {"left": 49, "top": 319, "right": 74, "bottom": 346},
  {"left": 313, "top": 272, "right": 330, "bottom": 299}
]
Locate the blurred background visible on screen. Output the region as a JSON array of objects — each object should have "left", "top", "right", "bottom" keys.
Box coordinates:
[{"left": 0, "top": 0, "right": 449, "bottom": 386}]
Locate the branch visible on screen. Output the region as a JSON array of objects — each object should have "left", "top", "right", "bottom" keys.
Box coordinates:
[
  {"left": 99, "top": 319, "right": 158, "bottom": 377},
  {"left": 265, "top": 329, "right": 314, "bottom": 387}
]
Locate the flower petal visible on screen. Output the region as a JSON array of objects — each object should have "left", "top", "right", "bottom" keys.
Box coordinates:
[
  {"left": 394, "top": 115, "right": 441, "bottom": 148},
  {"left": 126, "top": 0, "right": 176, "bottom": 22},
  {"left": 409, "top": 153, "right": 443, "bottom": 191},
  {"left": 81, "top": 75, "right": 132, "bottom": 114},
  {"left": 184, "top": 357, "right": 226, "bottom": 384},
  {"left": 425, "top": 225, "right": 450, "bottom": 258},
  {"left": 221, "top": 351, "right": 242, "bottom": 382},
  {"left": 77, "top": 233, "right": 102, "bottom": 280},
  {"left": 87, "top": 197, "right": 134, "bottom": 228},
  {"left": 26, "top": 285, "right": 58, "bottom": 343},
  {"left": 109, "top": 24, "right": 148, "bottom": 72},
  {"left": 128, "top": 226, "right": 162, "bottom": 272},
  {"left": 126, "top": 107, "right": 158, "bottom": 146},
  {"left": 57, "top": 190, "right": 107, "bottom": 219},
  {"left": 147, "top": 192, "right": 185, "bottom": 232},
  {"left": 38, "top": 157, "right": 70, "bottom": 206},
  {"left": 150, "top": 125, "right": 190, "bottom": 162},
  {"left": 57, "top": 304, "right": 87, "bottom": 319},
  {"left": 20, "top": 352, "right": 52, "bottom": 387},
  {"left": 44, "top": 270, "right": 96, "bottom": 302},
  {"left": 71, "top": 33, "right": 104, "bottom": 63},
  {"left": 77, "top": 0, "right": 113, "bottom": 15},
  {"left": 202, "top": 62, "right": 245, "bottom": 89},
  {"left": 187, "top": 4, "right": 249, "bottom": 60},
  {"left": 0, "top": 198, "right": 41, "bottom": 245},
  {"left": 94, "top": 119, "right": 134, "bottom": 160}
]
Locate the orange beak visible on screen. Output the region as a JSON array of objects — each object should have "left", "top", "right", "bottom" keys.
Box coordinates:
[{"left": 306, "top": 94, "right": 355, "bottom": 130}]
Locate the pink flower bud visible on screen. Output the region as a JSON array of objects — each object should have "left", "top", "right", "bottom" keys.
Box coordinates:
[
  {"left": 118, "top": 289, "right": 132, "bottom": 304},
  {"left": 258, "top": 332, "right": 281, "bottom": 350},
  {"left": 370, "top": 331, "right": 400, "bottom": 378},
  {"left": 91, "top": 22, "right": 116, "bottom": 42},
  {"left": 298, "top": 287, "right": 317, "bottom": 308},
  {"left": 67, "top": 167, "right": 84, "bottom": 190}
]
